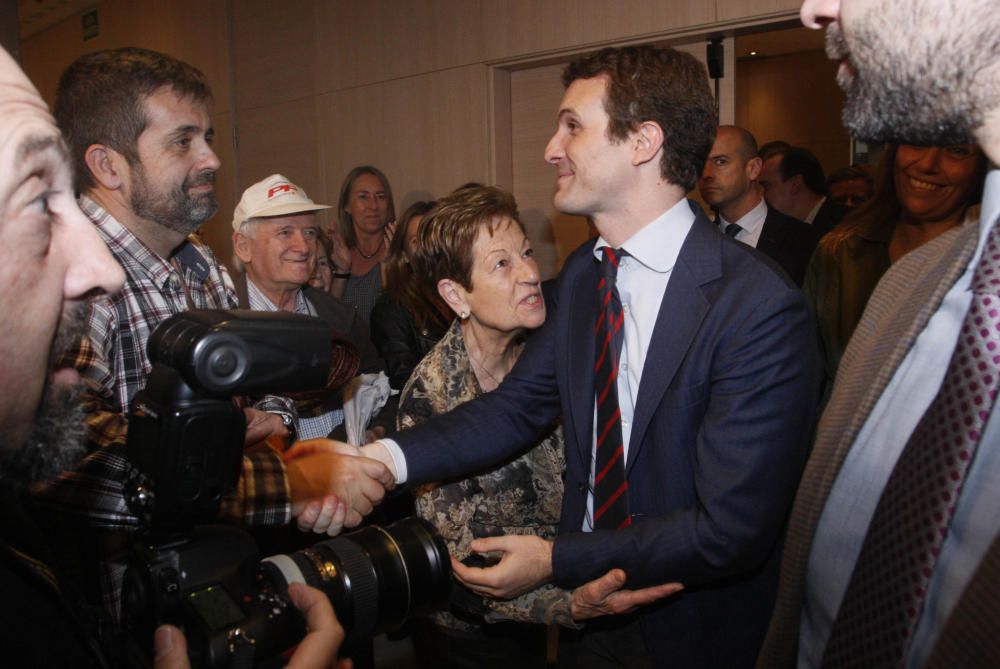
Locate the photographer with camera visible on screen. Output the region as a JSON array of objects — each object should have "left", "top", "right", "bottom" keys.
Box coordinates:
[
  {"left": 32, "top": 47, "right": 392, "bottom": 626},
  {"left": 0, "top": 44, "right": 346, "bottom": 667}
]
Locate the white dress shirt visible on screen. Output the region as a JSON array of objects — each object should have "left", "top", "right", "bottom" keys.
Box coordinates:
[
  {"left": 804, "top": 196, "right": 826, "bottom": 225},
  {"left": 718, "top": 196, "right": 767, "bottom": 249},
  {"left": 582, "top": 198, "right": 695, "bottom": 529},
  {"left": 799, "top": 171, "right": 1000, "bottom": 668}
]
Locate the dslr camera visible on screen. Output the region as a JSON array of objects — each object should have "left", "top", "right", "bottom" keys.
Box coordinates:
[{"left": 120, "top": 310, "right": 450, "bottom": 668}]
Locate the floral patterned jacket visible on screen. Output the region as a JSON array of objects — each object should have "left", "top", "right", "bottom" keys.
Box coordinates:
[{"left": 398, "top": 320, "right": 575, "bottom": 629}]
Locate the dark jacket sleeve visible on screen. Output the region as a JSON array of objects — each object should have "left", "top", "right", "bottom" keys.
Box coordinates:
[{"left": 370, "top": 295, "right": 445, "bottom": 391}]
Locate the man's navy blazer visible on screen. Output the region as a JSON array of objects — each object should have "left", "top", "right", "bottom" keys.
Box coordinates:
[{"left": 398, "top": 210, "right": 820, "bottom": 667}]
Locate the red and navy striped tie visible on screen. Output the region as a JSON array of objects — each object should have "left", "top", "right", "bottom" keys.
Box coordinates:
[{"left": 593, "top": 247, "right": 631, "bottom": 530}]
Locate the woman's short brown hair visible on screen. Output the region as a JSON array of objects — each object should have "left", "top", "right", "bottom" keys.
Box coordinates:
[{"left": 411, "top": 185, "right": 524, "bottom": 293}]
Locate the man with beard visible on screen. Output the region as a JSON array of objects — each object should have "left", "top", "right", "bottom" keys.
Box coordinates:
[
  {"left": 0, "top": 45, "right": 343, "bottom": 668},
  {"left": 46, "top": 48, "right": 391, "bottom": 620},
  {"left": 758, "top": 1, "right": 1000, "bottom": 667}
]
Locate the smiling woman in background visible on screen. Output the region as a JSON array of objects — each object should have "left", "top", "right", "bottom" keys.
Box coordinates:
[
  {"left": 805, "top": 142, "right": 987, "bottom": 389},
  {"left": 335, "top": 165, "right": 396, "bottom": 321}
]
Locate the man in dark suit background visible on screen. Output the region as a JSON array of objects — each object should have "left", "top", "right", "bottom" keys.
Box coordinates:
[
  {"left": 700, "top": 125, "right": 821, "bottom": 285},
  {"left": 327, "top": 46, "right": 822, "bottom": 667},
  {"left": 759, "top": 0, "right": 1000, "bottom": 667},
  {"left": 759, "top": 146, "right": 851, "bottom": 238}
]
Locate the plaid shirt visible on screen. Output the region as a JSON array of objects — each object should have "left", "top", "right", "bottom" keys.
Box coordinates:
[{"left": 47, "top": 196, "right": 291, "bottom": 528}]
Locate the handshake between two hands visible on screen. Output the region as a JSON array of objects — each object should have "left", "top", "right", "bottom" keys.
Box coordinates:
[{"left": 279, "top": 438, "right": 684, "bottom": 622}]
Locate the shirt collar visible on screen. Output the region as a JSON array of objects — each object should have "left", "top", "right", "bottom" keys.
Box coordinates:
[
  {"left": 805, "top": 196, "right": 826, "bottom": 224},
  {"left": 246, "top": 276, "right": 309, "bottom": 315},
  {"left": 79, "top": 194, "right": 177, "bottom": 290},
  {"left": 593, "top": 197, "right": 696, "bottom": 273},
  {"left": 719, "top": 196, "right": 767, "bottom": 235}
]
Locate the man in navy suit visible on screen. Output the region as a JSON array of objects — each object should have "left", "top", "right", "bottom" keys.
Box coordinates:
[
  {"left": 346, "top": 46, "right": 819, "bottom": 667},
  {"left": 700, "top": 125, "right": 821, "bottom": 286}
]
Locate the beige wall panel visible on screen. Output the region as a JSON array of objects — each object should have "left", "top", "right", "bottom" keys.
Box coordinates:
[
  {"left": 315, "top": 0, "right": 485, "bottom": 93},
  {"left": 482, "top": 0, "right": 714, "bottom": 61},
  {"left": 316, "top": 65, "right": 490, "bottom": 228},
  {"left": 20, "top": 0, "right": 230, "bottom": 111},
  {"left": 510, "top": 62, "right": 585, "bottom": 279},
  {"left": 234, "top": 97, "right": 322, "bottom": 207},
  {"left": 231, "top": 0, "right": 316, "bottom": 111},
  {"left": 717, "top": 0, "right": 801, "bottom": 21},
  {"left": 201, "top": 110, "right": 238, "bottom": 267},
  {"left": 735, "top": 49, "right": 850, "bottom": 176},
  {"left": 491, "top": 67, "right": 514, "bottom": 190}
]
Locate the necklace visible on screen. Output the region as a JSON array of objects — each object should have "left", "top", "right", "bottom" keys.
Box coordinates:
[
  {"left": 469, "top": 351, "right": 504, "bottom": 388},
  {"left": 356, "top": 237, "right": 384, "bottom": 260}
]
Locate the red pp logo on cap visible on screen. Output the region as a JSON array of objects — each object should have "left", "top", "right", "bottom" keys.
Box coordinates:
[{"left": 267, "top": 183, "right": 297, "bottom": 199}]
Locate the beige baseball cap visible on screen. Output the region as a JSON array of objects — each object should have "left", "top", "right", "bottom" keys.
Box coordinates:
[{"left": 232, "top": 174, "right": 331, "bottom": 230}]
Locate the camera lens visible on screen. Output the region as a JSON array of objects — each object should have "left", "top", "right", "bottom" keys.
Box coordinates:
[{"left": 261, "top": 518, "right": 451, "bottom": 645}]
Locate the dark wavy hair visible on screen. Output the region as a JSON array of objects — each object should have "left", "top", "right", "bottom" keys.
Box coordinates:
[
  {"left": 773, "top": 146, "right": 829, "bottom": 197},
  {"left": 383, "top": 200, "right": 450, "bottom": 333},
  {"left": 54, "top": 47, "right": 212, "bottom": 193},
  {"left": 562, "top": 45, "right": 717, "bottom": 191}
]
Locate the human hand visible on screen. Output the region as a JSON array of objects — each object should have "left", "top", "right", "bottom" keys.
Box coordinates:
[
  {"left": 244, "top": 408, "right": 290, "bottom": 449},
  {"left": 285, "top": 583, "right": 345, "bottom": 669},
  {"left": 328, "top": 226, "right": 352, "bottom": 275},
  {"left": 382, "top": 220, "right": 397, "bottom": 251},
  {"left": 153, "top": 585, "right": 346, "bottom": 669},
  {"left": 569, "top": 568, "right": 683, "bottom": 621},
  {"left": 295, "top": 494, "right": 348, "bottom": 536},
  {"left": 359, "top": 440, "right": 398, "bottom": 480},
  {"left": 450, "top": 534, "right": 554, "bottom": 599},
  {"left": 153, "top": 625, "right": 188, "bottom": 669},
  {"left": 284, "top": 439, "right": 394, "bottom": 530}
]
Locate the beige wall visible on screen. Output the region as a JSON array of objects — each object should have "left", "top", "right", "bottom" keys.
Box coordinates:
[
  {"left": 736, "top": 49, "right": 850, "bottom": 177},
  {"left": 20, "top": 0, "right": 806, "bottom": 268}
]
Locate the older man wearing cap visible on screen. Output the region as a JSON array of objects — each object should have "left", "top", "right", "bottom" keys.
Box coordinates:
[{"left": 232, "top": 174, "right": 390, "bottom": 443}]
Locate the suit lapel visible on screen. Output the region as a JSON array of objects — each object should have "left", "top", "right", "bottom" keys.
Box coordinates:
[
  {"left": 565, "top": 251, "right": 600, "bottom": 472},
  {"left": 626, "top": 213, "right": 719, "bottom": 473},
  {"left": 756, "top": 208, "right": 785, "bottom": 258}
]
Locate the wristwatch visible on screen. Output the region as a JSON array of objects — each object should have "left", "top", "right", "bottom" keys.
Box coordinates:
[{"left": 276, "top": 411, "right": 296, "bottom": 443}]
